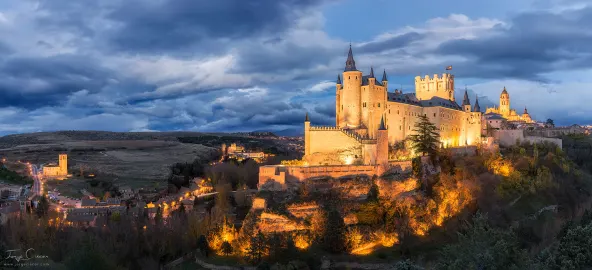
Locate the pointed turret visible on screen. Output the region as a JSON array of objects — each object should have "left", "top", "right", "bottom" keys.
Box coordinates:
[
  {"left": 523, "top": 107, "right": 528, "bottom": 114},
  {"left": 344, "top": 44, "right": 357, "bottom": 71},
  {"left": 336, "top": 74, "right": 341, "bottom": 84},
  {"left": 369, "top": 66, "right": 375, "bottom": 78},
  {"left": 382, "top": 70, "right": 387, "bottom": 82},
  {"left": 462, "top": 90, "right": 470, "bottom": 106},
  {"left": 305, "top": 112, "right": 309, "bottom": 122},
  {"left": 379, "top": 115, "right": 387, "bottom": 130},
  {"left": 473, "top": 96, "right": 481, "bottom": 112}
]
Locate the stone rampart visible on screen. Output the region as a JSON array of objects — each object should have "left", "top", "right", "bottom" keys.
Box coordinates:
[{"left": 259, "top": 161, "right": 412, "bottom": 190}]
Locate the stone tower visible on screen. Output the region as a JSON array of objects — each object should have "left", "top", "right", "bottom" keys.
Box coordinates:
[
  {"left": 304, "top": 113, "right": 310, "bottom": 156},
  {"left": 335, "top": 75, "right": 342, "bottom": 126},
  {"left": 376, "top": 116, "right": 389, "bottom": 174},
  {"left": 58, "top": 154, "right": 67, "bottom": 175},
  {"left": 340, "top": 44, "right": 363, "bottom": 128},
  {"left": 500, "top": 87, "right": 510, "bottom": 117}
]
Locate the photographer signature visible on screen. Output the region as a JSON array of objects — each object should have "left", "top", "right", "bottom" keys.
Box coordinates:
[{"left": 3, "top": 248, "right": 48, "bottom": 262}]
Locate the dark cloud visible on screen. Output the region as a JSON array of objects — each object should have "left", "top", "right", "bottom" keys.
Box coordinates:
[
  {"left": 234, "top": 43, "right": 336, "bottom": 74},
  {"left": 356, "top": 32, "right": 423, "bottom": 54},
  {"left": 35, "top": 0, "right": 325, "bottom": 54},
  {"left": 436, "top": 7, "right": 592, "bottom": 80},
  {"left": 0, "top": 54, "right": 113, "bottom": 108}
]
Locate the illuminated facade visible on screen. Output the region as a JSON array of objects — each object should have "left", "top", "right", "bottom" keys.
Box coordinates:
[
  {"left": 485, "top": 87, "right": 534, "bottom": 123},
  {"left": 303, "top": 46, "right": 482, "bottom": 166},
  {"left": 42, "top": 154, "right": 68, "bottom": 178}
]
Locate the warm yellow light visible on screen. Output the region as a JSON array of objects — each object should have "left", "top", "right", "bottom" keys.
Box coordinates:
[{"left": 344, "top": 156, "right": 354, "bottom": 165}]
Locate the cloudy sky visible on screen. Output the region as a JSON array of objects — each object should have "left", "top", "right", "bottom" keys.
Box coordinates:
[{"left": 0, "top": 0, "right": 589, "bottom": 135}]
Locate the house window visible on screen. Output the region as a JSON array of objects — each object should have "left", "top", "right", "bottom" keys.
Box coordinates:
[
  {"left": 378, "top": 103, "right": 381, "bottom": 107},
  {"left": 434, "top": 113, "right": 436, "bottom": 117}
]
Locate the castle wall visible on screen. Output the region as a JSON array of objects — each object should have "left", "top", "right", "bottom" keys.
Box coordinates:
[
  {"left": 306, "top": 127, "right": 363, "bottom": 165},
  {"left": 258, "top": 161, "right": 413, "bottom": 190},
  {"left": 383, "top": 102, "right": 479, "bottom": 148},
  {"left": 385, "top": 102, "right": 424, "bottom": 143},
  {"left": 494, "top": 130, "right": 562, "bottom": 148}
]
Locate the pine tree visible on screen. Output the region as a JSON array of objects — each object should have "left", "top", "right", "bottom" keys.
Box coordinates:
[
  {"left": 221, "top": 241, "right": 233, "bottom": 256},
  {"left": 36, "top": 195, "right": 49, "bottom": 218},
  {"left": 322, "top": 209, "right": 346, "bottom": 253},
  {"left": 197, "top": 235, "right": 210, "bottom": 257},
  {"left": 246, "top": 231, "right": 266, "bottom": 265},
  {"left": 408, "top": 115, "right": 440, "bottom": 157},
  {"left": 154, "top": 206, "right": 163, "bottom": 224}
]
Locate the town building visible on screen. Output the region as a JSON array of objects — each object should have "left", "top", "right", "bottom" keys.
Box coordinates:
[{"left": 42, "top": 154, "right": 68, "bottom": 179}]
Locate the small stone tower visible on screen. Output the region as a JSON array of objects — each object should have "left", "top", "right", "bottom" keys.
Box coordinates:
[
  {"left": 382, "top": 69, "right": 388, "bottom": 90},
  {"left": 462, "top": 89, "right": 471, "bottom": 112},
  {"left": 304, "top": 113, "right": 310, "bottom": 156},
  {"left": 58, "top": 154, "right": 68, "bottom": 175},
  {"left": 500, "top": 87, "right": 510, "bottom": 117},
  {"left": 376, "top": 116, "right": 389, "bottom": 172},
  {"left": 336, "top": 75, "right": 342, "bottom": 126}
]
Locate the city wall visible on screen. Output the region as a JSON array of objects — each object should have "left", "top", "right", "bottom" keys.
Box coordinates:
[
  {"left": 494, "top": 130, "right": 562, "bottom": 148},
  {"left": 259, "top": 161, "right": 412, "bottom": 190}
]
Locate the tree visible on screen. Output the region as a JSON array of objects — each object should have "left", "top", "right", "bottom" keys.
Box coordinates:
[
  {"left": 197, "top": 235, "right": 210, "bottom": 257},
  {"left": 322, "top": 209, "right": 346, "bottom": 253},
  {"left": 545, "top": 118, "right": 555, "bottom": 128},
  {"left": 245, "top": 231, "right": 267, "bottom": 265},
  {"left": 154, "top": 206, "right": 163, "bottom": 224},
  {"left": 408, "top": 115, "right": 440, "bottom": 157},
  {"left": 220, "top": 241, "right": 233, "bottom": 256},
  {"left": 367, "top": 180, "right": 379, "bottom": 202},
  {"left": 437, "top": 212, "right": 530, "bottom": 269},
  {"left": 36, "top": 195, "right": 49, "bottom": 218}
]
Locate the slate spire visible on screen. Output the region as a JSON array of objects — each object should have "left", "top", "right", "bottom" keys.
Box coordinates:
[
  {"left": 344, "top": 44, "right": 357, "bottom": 71},
  {"left": 473, "top": 96, "right": 481, "bottom": 112},
  {"left": 382, "top": 69, "right": 387, "bottom": 81},
  {"left": 369, "top": 66, "right": 375, "bottom": 78},
  {"left": 305, "top": 112, "right": 309, "bottom": 122},
  {"left": 379, "top": 115, "right": 387, "bottom": 130},
  {"left": 462, "top": 89, "right": 470, "bottom": 106},
  {"left": 336, "top": 74, "right": 341, "bottom": 84}
]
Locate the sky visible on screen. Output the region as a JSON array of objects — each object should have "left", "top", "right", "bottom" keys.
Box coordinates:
[{"left": 0, "top": 0, "right": 590, "bottom": 135}]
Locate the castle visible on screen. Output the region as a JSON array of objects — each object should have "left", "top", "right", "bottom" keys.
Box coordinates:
[
  {"left": 42, "top": 154, "right": 68, "bottom": 179},
  {"left": 303, "top": 45, "right": 482, "bottom": 166},
  {"left": 485, "top": 87, "right": 534, "bottom": 124},
  {"left": 259, "top": 46, "right": 483, "bottom": 188}
]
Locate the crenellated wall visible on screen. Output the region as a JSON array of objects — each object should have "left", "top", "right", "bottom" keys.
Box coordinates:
[
  {"left": 258, "top": 161, "right": 412, "bottom": 190},
  {"left": 414, "top": 74, "right": 455, "bottom": 101}
]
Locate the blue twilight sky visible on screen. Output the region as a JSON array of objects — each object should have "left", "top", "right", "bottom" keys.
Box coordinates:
[{"left": 0, "top": 0, "right": 589, "bottom": 135}]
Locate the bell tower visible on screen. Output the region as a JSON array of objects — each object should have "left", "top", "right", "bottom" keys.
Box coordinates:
[{"left": 500, "top": 87, "right": 510, "bottom": 117}]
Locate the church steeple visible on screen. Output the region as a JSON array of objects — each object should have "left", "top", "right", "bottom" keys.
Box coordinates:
[
  {"left": 344, "top": 44, "right": 357, "bottom": 71},
  {"left": 473, "top": 96, "right": 481, "bottom": 112}
]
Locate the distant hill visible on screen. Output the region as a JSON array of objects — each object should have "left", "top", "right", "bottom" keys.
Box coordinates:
[{"left": 252, "top": 128, "right": 303, "bottom": 137}]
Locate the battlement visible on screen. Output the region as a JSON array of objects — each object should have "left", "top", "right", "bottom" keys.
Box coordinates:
[
  {"left": 414, "top": 73, "right": 453, "bottom": 82},
  {"left": 309, "top": 126, "right": 377, "bottom": 144}
]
